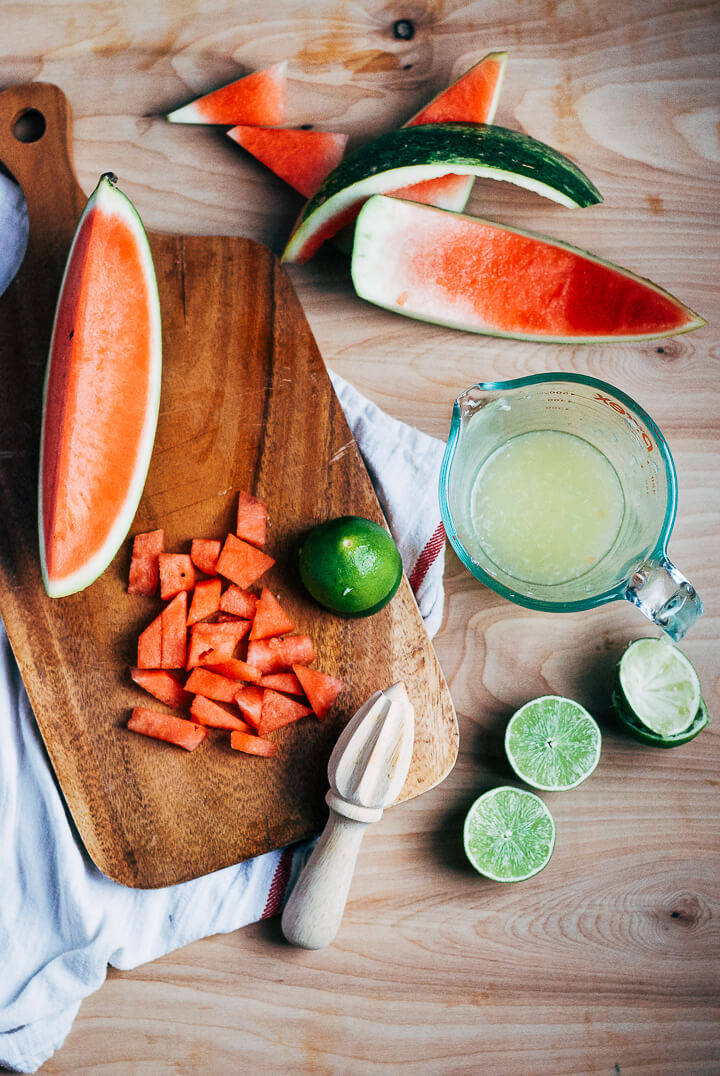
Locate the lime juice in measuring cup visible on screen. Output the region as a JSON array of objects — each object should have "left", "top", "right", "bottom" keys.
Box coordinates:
[{"left": 439, "top": 373, "right": 703, "bottom": 640}]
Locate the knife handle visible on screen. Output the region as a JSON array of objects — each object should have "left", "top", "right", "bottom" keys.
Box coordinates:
[{"left": 281, "top": 803, "right": 380, "bottom": 950}]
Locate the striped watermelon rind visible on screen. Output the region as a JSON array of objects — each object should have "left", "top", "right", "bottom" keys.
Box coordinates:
[{"left": 282, "top": 122, "right": 602, "bottom": 263}]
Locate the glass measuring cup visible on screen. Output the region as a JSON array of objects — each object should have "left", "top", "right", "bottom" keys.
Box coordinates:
[{"left": 439, "top": 373, "right": 703, "bottom": 640}]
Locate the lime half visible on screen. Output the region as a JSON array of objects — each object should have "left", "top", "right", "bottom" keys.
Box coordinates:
[
  {"left": 617, "top": 638, "right": 701, "bottom": 739},
  {"left": 463, "top": 786, "right": 556, "bottom": 882},
  {"left": 505, "top": 696, "right": 601, "bottom": 791}
]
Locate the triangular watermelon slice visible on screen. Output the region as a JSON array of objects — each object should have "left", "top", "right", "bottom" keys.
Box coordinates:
[
  {"left": 228, "top": 126, "right": 348, "bottom": 199},
  {"left": 391, "top": 50, "right": 508, "bottom": 213},
  {"left": 405, "top": 51, "right": 507, "bottom": 127},
  {"left": 352, "top": 195, "right": 706, "bottom": 342},
  {"left": 166, "top": 63, "right": 287, "bottom": 126},
  {"left": 331, "top": 51, "right": 508, "bottom": 255}
]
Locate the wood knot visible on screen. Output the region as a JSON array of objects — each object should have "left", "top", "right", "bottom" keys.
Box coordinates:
[
  {"left": 667, "top": 894, "right": 703, "bottom": 927},
  {"left": 393, "top": 19, "right": 415, "bottom": 40},
  {"left": 652, "top": 338, "right": 683, "bottom": 361}
]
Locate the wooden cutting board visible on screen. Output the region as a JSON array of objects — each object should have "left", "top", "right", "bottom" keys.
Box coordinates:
[{"left": 0, "top": 83, "right": 458, "bottom": 888}]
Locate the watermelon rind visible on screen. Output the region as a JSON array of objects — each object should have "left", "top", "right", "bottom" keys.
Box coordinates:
[
  {"left": 281, "top": 122, "right": 602, "bottom": 262},
  {"left": 39, "top": 173, "right": 162, "bottom": 597},
  {"left": 333, "top": 54, "right": 509, "bottom": 254},
  {"left": 350, "top": 194, "right": 706, "bottom": 344}
]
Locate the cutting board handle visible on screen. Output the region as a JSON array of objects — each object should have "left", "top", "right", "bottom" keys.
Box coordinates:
[{"left": 0, "top": 83, "right": 86, "bottom": 280}]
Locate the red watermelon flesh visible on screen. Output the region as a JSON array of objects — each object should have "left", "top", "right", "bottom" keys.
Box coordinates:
[
  {"left": 292, "top": 664, "right": 344, "bottom": 721},
  {"left": 228, "top": 126, "right": 348, "bottom": 199},
  {"left": 405, "top": 51, "right": 507, "bottom": 126},
  {"left": 352, "top": 195, "right": 706, "bottom": 342},
  {"left": 128, "top": 529, "right": 164, "bottom": 596},
  {"left": 166, "top": 63, "right": 287, "bottom": 126},
  {"left": 130, "top": 668, "right": 188, "bottom": 709},
  {"left": 39, "top": 174, "right": 161, "bottom": 597}
]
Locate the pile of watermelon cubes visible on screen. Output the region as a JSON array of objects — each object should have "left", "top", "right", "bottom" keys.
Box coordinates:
[{"left": 126, "top": 491, "right": 344, "bottom": 757}]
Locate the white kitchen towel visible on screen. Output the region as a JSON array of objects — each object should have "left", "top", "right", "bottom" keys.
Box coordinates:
[{"left": 0, "top": 178, "right": 448, "bottom": 1073}]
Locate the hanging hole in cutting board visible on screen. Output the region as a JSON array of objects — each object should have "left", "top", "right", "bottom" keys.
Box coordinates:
[{"left": 13, "top": 108, "right": 46, "bottom": 143}]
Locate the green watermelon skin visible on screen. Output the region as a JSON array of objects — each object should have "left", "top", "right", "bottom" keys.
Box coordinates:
[
  {"left": 351, "top": 195, "right": 705, "bottom": 344},
  {"left": 282, "top": 122, "right": 602, "bottom": 263}
]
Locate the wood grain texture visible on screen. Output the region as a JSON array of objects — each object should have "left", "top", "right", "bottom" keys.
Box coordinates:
[
  {"left": 1, "top": 0, "right": 719, "bottom": 1071},
  {"left": 0, "top": 82, "right": 457, "bottom": 888}
]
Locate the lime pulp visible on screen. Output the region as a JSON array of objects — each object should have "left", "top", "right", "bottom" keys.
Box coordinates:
[
  {"left": 463, "top": 786, "right": 556, "bottom": 882},
  {"left": 504, "top": 695, "right": 602, "bottom": 791}
]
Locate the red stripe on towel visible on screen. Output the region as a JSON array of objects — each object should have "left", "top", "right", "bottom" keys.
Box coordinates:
[
  {"left": 408, "top": 522, "right": 446, "bottom": 593},
  {"left": 262, "top": 845, "right": 294, "bottom": 919}
]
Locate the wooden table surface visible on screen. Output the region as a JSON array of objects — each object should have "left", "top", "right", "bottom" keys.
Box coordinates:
[{"left": 3, "top": 1, "right": 719, "bottom": 1073}]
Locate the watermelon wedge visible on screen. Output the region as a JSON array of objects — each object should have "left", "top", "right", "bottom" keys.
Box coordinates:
[
  {"left": 166, "top": 62, "right": 286, "bottom": 126},
  {"left": 227, "top": 126, "right": 348, "bottom": 199},
  {"left": 281, "top": 123, "right": 602, "bottom": 263},
  {"left": 352, "top": 195, "right": 706, "bottom": 342},
  {"left": 391, "top": 50, "right": 508, "bottom": 214},
  {"left": 39, "top": 173, "right": 161, "bottom": 598}
]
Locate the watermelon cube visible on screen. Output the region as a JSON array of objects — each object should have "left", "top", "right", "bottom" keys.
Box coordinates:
[
  {"left": 137, "top": 613, "right": 162, "bottom": 669},
  {"left": 216, "top": 533, "right": 274, "bottom": 590},
  {"left": 219, "top": 585, "right": 259, "bottom": 619},
  {"left": 127, "top": 707, "right": 207, "bottom": 751},
  {"left": 249, "top": 586, "right": 294, "bottom": 641},
  {"left": 256, "top": 689, "right": 313, "bottom": 736},
  {"left": 190, "top": 538, "right": 222, "bottom": 576},
  {"left": 187, "top": 577, "right": 222, "bottom": 625},
  {"left": 230, "top": 731, "right": 278, "bottom": 758},
  {"left": 159, "top": 553, "right": 196, "bottom": 601},
  {"left": 130, "top": 667, "right": 188, "bottom": 709},
  {"left": 184, "top": 667, "right": 243, "bottom": 703},
  {"left": 246, "top": 635, "right": 314, "bottom": 675},
  {"left": 186, "top": 620, "right": 250, "bottom": 669},
  {"left": 190, "top": 694, "right": 252, "bottom": 733},
  {"left": 292, "top": 664, "right": 344, "bottom": 721},
  {"left": 160, "top": 591, "right": 188, "bottom": 669},
  {"left": 258, "top": 672, "right": 304, "bottom": 696},
  {"left": 236, "top": 490, "right": 268, "bottom": 548},
  {"left": 234, "top": 684, "right": 265, "bottom": 728},
  {"left": 128, "top": 529, "right": 164, "bottom": 596}
]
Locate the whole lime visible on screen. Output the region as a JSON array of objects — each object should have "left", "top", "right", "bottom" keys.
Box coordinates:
[{"left": 298, "top": 516, "right": 403, "bottom": 617}]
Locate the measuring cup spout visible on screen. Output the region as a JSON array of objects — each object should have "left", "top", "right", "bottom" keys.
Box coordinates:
[{"left": 625, "top": 556, "right": 703, "bottom": 641}]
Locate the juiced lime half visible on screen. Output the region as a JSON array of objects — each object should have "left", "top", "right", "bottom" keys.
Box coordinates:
[
  {"left": 505, "top": 696, "right": 601, "bottom": 791},
  {"left": 463, "top": 786, "right": 556, "bottom": 882},
  {"left": 617, "top": 638, "right": 702, "bottom": 739}
]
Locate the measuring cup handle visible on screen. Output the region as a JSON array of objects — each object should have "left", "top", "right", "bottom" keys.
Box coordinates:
[{"left": 625, "top": 556, "right": 703, "bottom": 641}]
